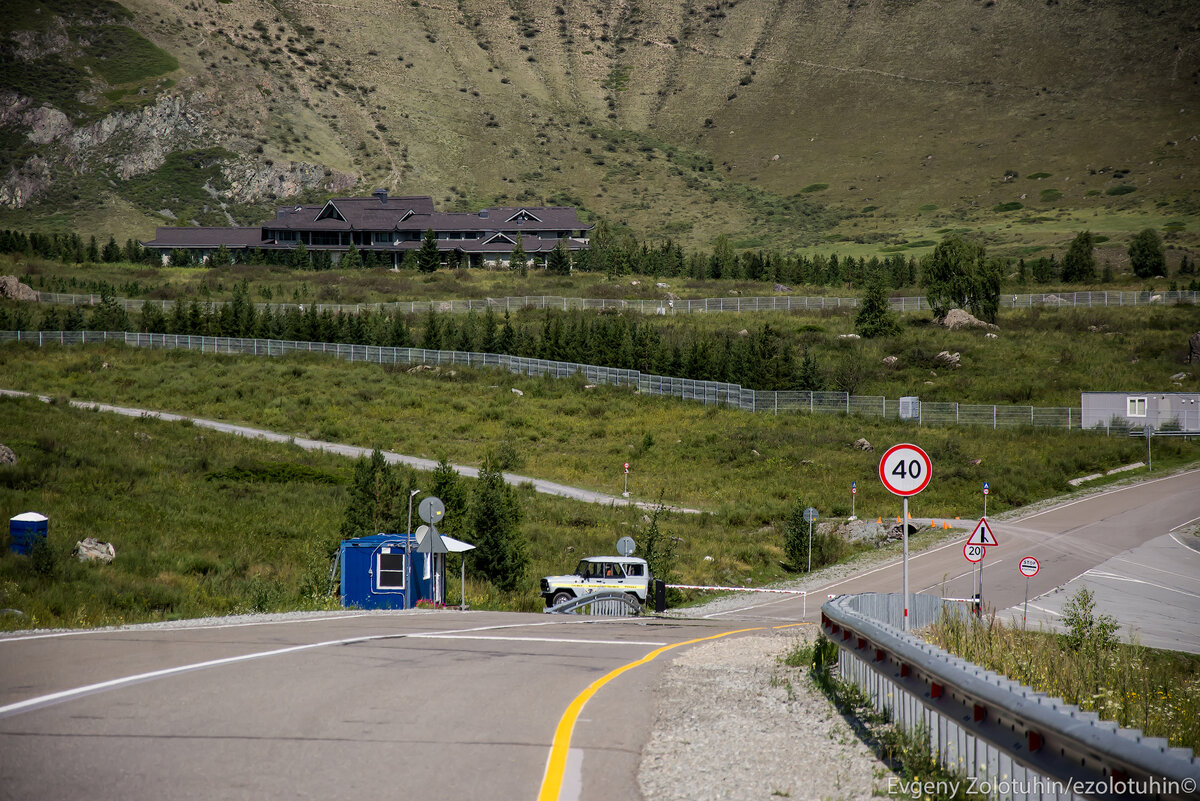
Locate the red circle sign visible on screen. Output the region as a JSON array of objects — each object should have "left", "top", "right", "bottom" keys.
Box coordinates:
[
  {"left": 963, "top": 542, "right": 984, "bottom": 563},
  {"left": 1019, "top": 556, "right": 1040, "bottom": 577},
  {"left": 878, "top": 443, "right": 933, "bottom": 497}
]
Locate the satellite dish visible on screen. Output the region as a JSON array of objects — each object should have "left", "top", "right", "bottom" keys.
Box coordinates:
[{"left": 616, "top": 536, "right": 636, "bottom": 557}]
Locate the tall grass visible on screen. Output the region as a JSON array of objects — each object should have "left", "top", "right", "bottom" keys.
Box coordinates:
[{"left": 925, "top": 606, "right": 1200, "bottom": 750}]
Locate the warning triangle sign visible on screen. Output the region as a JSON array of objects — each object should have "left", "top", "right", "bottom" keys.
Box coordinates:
[{"left": 967, "top": 517, "right": 999, "bottom": 546}]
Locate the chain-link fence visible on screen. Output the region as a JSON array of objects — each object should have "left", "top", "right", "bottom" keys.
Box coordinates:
[
  {"left": 32, "top": 289, "right": 1199, "bottom": 316},
  {"left": 3, "top": 329, "right": 1094, "bottom": 433}
]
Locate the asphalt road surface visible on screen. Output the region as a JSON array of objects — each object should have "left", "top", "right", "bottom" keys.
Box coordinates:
[{"left": 0, "top": 612, "right": 775, "bottom": 801}]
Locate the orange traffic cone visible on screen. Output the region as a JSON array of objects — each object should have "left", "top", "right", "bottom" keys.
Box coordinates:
[
  {"left": 944, "top": 522, "right": 951, "bottom": 529},
  {"left": 877, "top": 516, "right": 882, "bottom": 524}
]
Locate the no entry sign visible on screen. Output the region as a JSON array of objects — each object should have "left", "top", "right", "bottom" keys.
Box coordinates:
[{"left": 878, "top": 443, "right": 932, "bottom": 496}]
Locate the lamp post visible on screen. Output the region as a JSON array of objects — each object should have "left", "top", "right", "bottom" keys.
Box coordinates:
[{"left": 406, "top": 489, "right": 420, "bottom": 608}]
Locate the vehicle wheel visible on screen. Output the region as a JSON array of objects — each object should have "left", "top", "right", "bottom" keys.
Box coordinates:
[
  {"left": 551, "top": 590, "right": 574, "bottom": 607},
  {"left": 626, "top": 592, "right": 642, "bottom": 607}
]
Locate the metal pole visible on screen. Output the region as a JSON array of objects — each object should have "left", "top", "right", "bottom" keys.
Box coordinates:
[
  {"left": 807, "top": 518, "right": 813, "bottom": 573},
  {"left": 903, "top": 496, "right": 909, "bottom": 631},
  {"left": 1023, "top": 576, "right": 1029, "bottom": 630},
  {"left": 406, "top": 489, "right": 419, "bottom": 608}
]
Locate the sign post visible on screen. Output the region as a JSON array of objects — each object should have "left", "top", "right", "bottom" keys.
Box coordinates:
[
  {"left": 878, "top": 443, "right": 932, "bottom": 631},
  {"left": 1019, "top": 556, "right": 1040, "bottom": 629},
  {"left": 623, "top": 462, "right": 630, "bottom": 498},
  {"left": 983, "top": 481, "right": 989, "bottom": 519},
  {"left": 803, "top": 507, "right": 819, "bottom": 572},
  {"left": 417, "top": 496, "right": 446, "bottom": 603},
  {"left": 967, "top": 517, "right": 998, "bottom": 611},
  {"left": 850, "top": 481, "right": 857, "bottom": 519}
]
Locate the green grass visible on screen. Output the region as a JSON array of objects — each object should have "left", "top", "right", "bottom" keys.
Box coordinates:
[
  {"left": 2, "top": 339, "right": 1196, "bottom": 524},
  {"left": 118, "top": 148, "right": 236, "bottom": 227},
  {"left": 926, "top": 609, "right": 1200, "bottom": 750}
]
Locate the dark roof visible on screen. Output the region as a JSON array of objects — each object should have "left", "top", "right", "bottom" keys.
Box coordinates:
[
  {"left": 267, "top": 198, "right": 590, "bottom": 234},
  {"left": 143, "top": 227, "right": 264, "bottom": 248}
]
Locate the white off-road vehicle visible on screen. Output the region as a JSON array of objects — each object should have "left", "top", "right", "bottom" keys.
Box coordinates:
[{"left": 541, "top": 556, "right": 651, "bottom": 607}]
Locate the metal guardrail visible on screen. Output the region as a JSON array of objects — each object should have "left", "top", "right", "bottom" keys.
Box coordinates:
[
  {"left": 1, "top": 330, "right": 1099, "bottom": 434},
  {"left": 822, "top": 593, "right": 1200, "bottom": 800},
  {"left": 31, "top": 289, "right": 1200, "bottom": 316},
  {"left": 543, "top": 590, "right": 641, "bottom": 616}
]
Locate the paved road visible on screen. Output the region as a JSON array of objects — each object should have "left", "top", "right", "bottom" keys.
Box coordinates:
[
  {"left": 0, "top": 612, "right": 767, "bottom": 801},
  {"left": 0, "top": 389, "right": 701, "bottom": 514},
  {"left": 702, "top": 470, "right": 1200, "bottom": 651}
]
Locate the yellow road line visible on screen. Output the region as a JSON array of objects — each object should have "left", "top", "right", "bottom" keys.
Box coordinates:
[{"left": 537, "top": 626, "right": 765, "bottom": 801}]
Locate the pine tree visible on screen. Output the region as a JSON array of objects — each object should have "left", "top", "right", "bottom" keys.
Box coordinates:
[
  {"left": 469, "top": 457, "right": 527, "bottom": 592},
  {"left": 509, "top": 234, "right": 527, "bottom": 277},
  {"left": 854, "top": 274, "right": 900, "bottom": 338},
  {"left": 340, "top": 242, "right": 362, "bottom": 270},
  {"left": 417, "top": 228, "right": 441, "bottom": 273},
  {"left": 546, "top": 239, "right": 571, "bottom": 275},
  {"left": 101, "top": 236, "right": 122, "bottom": 263},
  {"left": 290, "top": 241, "right": 312, "bottom": 271},
  {"left": 211, "top": 243, "right": 233, "bottom": 267}
]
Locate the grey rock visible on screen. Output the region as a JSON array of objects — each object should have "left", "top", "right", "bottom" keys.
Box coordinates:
[{"left": 0, "top": 443, "right": 16, "bottom": 466}]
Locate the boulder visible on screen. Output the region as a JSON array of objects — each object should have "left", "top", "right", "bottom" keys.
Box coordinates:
[
  {"left": 0, "top": 275, "right": 38, "bottom": 302},
  {"left": 941, "top": 309, "right": 998, "bottom": 330},
  {"left": 0, "top": 444, "right": 15, "bottom": 466},
  {"left": 853, "top": 438, "right": 873, "bottom": 451},
  {"left": 882, "top": 355, "right": 899, "bottom": 367},
  {"left": 838, "top": 333, "right": 861, "bottom": 340},
  {"left": 935, "top": 350, "right": 962, "bottom": 368},
  {"left": 73, "top": 538, "right": 115, "bottom": 564},
  {"left": 773, "top": 283, "right": 793, "bottom": 293}
]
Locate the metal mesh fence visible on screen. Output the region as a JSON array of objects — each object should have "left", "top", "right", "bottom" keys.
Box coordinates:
[
  {"left": 33, "top": 289, "right": 1199, "bottom": 316},
  {"left": 2, "top": 329, "right": 1096, "bottom": 433}
]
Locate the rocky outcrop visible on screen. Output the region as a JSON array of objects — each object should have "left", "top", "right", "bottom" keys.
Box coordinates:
[
  {"left": 941, "top": 309, "right": 998, "bottom": 331},
  {"left": 0, "top": 276, "right": 39, "bottom": 302},
  {"left": 0, "top": 443, "right": 16, "bottom": 466}
]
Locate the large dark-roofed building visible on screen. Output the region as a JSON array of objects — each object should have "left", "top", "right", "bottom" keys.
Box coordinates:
[{"left": 142, "top": 190, "right": 593, "bottom": 268}]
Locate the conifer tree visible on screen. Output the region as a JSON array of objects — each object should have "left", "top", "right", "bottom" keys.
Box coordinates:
[
  {"left": 510, "top": 234, "right": 528, "bottom": 277},
  {"left": 340, "top": 242, "right": 362, "bottom": 270},
  {"left": 855, "top": 274, "right": 900, "bottom": 338},
  {"left": 417, "top": 228, "right": 440, "bottom": 273},
  {"left": 546, "top": 239, "right": 571, "bottom": 275},
  {"left": 469, "top": 456, "right": 527, "bottom": 592}
]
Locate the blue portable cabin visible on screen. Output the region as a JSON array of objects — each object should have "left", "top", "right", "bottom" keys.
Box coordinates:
[
  {"left": 8, "top": 512, "right": 48, "bottom": 555},
  {"left": 339, "top": 532, "right": 475, "bottom": 610}
]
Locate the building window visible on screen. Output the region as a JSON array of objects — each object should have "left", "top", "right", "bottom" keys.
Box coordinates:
[
  {"left": 1127, "top": 397, "right": 1147, "bottom": 418},
  {"left": 376, "top": 549, "right": 406, "bottom": 589}
]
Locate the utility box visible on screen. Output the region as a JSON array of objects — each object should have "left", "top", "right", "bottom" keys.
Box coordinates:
[
  {"left": 898, "top": 396, "right": 921, "bottom": 421},
  {"left": 9, "top": 512, "right": 48, "bottom": 555}
]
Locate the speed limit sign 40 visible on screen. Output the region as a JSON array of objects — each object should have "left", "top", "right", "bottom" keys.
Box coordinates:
[{"left": 878, "top": 443, "right": 933, "bottom": 496}]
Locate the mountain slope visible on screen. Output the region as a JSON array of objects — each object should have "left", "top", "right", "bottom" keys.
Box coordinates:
[{"left": 2, "top": 0, "right": 1197, "bottom": 250}]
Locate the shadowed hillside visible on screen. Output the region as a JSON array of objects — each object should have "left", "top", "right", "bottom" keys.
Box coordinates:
[{"left": 1, "top": 0, "right": 1197, "bottom": 252}]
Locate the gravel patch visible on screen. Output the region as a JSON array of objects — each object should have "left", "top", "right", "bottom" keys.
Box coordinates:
[{"left": 638, "top": 628, "right": 891, "bottom": 801}]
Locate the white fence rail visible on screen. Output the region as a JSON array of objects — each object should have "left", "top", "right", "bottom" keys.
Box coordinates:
[
  {"left": 823, "top": 594, "right": 1200, "bottom": 801},
  {"left": 2, "top": 330, "right": 1093, "bottom": 433},
  {"left": 32, "top": 290, "right": 1200, "bottom": 316}
]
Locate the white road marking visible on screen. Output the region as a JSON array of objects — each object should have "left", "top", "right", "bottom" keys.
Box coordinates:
[
  {"left": 1025, "top": 604, "right": 1061, "bottom": 618},
  {"left": 0, "top": 621, "right": 576, "bottom": 719},
  {"left": 1082, "top": 571, "right": 1200, "bottom": 600}
]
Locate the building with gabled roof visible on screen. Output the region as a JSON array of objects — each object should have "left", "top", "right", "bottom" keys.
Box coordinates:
[{"left": 142, "top": 190, "right": 592, "bottom": 268}]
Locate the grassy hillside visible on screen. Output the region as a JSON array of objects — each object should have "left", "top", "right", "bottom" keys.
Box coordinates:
[{"left": 1, "top": 0, "right": 1197, "bottom": 253}]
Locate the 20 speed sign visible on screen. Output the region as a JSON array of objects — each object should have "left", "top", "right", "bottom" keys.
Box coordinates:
[{"left": 878, "top": 443, "right": 933, "bottom": 496}]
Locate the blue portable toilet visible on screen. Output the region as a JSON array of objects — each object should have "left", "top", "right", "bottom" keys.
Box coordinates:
[{"left": 9, "top": 512, "right": 48, "bottom": 555}]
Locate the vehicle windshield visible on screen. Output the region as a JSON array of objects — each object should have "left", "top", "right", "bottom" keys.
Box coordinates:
[{"left": 575, "top": 560, "right": 594, "bottom": 578}]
